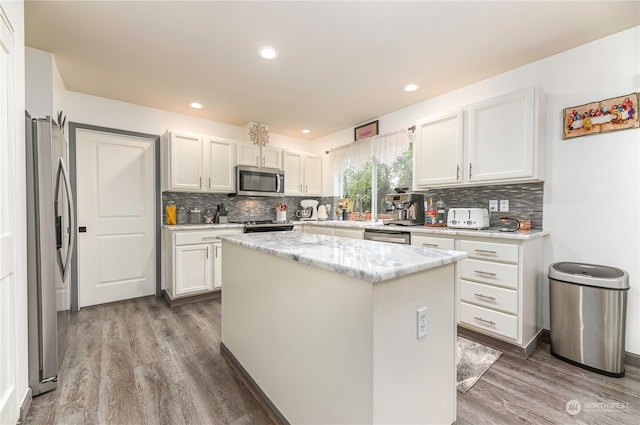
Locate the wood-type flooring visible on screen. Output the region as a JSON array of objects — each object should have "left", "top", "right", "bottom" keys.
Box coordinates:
[{"left": 25, "top": 296, "right": 640, "bottom": 425}]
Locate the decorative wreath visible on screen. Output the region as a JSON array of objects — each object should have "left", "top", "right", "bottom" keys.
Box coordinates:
[{"left": 249, "top": 122, "right": 270, "bottom": 146}]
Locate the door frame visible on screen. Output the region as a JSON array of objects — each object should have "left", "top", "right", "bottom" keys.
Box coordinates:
[{"left": 68, "top": 123, "right": 161, "bottom": 312}]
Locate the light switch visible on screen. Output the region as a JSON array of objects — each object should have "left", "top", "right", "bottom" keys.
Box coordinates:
[{"left": 489, "top": 200, "right": 498, "bottom": 212}]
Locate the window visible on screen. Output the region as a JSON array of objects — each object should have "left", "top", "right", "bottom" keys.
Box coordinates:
[{"left": 334, "top": 130, "right": 413, "bottom": 220}]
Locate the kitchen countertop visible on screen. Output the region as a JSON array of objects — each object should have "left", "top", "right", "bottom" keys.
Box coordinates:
[
  {"left": 219, "top": 231, "right": 467, "bottom": 283},
  {"left": 163, "top": 223, "right": 245, "bottom": 231},
  {"left": 296, "top": 220, "right": 549, "bottom": 240}
]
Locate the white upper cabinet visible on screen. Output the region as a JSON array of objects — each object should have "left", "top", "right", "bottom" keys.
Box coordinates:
[
  {"left": 304, "top": 154, "right": 322, "bottom": 196},
  {"left": 413, "top": 87, "right": 544, "bottom": 189},
  {"left": 283, "top": 151, "right": 303, "bottom": 195},
  {"left": 467, "top": 87, "right": 538, "bottom": 182},
  {"left": 283, "top": 151, "right": 322, "bottom": 196},
  {"left": 237, "top": 143, "right": 282, "bottom": 169},
  {"left": 205, "top": 137, "right": 236, "bottom": 192},
  {"left": 163, "top": 130, "right": 236, "bottom": 192},
  {"left": 164, "top": 131, "right": 204, "bottom": 191},
  {"left": 413, "top": 111, "right": 464, "bottom": 187}
]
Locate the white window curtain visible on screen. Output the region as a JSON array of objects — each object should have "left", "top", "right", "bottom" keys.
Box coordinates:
[{"left": 330, "top": 128, "right": 412, "bottom": 178}]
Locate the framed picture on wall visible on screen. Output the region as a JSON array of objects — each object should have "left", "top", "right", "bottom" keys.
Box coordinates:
[
  {"left": 563, "top": 93, "right": 638, "bottom": 139},
  {"left": 354, "top": 120, "right": 379, "bottom": 141}
]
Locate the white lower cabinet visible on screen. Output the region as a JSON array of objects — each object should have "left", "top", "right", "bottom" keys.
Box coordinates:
[
  {"left": 411, "top": 231, "right": 545, "bottom": 354},
  {"left": 455, "top": 237, "right": 544, "bottom": 352},
  {"left": 411, "top": 234, "right": 455, "bottom": 250},
  {"left": 163, "top": 227, "right": 242, "bottom": 301}
]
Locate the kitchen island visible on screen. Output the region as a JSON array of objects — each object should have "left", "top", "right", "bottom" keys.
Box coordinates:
[{"left": 219, "top": 232, "right": 467, "bottom": 425}]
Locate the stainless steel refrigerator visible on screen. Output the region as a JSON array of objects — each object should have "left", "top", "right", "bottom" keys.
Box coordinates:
[{"left": 26, "top": 113, "right": 75, "bottom": 396}]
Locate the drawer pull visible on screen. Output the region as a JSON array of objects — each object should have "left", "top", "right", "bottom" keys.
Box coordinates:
[
  {"left": 475, "top": 249, "right": 497, "bottom": 255},
  {"left": 475, "top": 270, "right": 497, "bottom": 277},
  {"left": 422, "top": 243, "right": 439, "bottom": 248},
  {"left": 474, "top": 293, "right": 497, "bottom": 301},
  {"left": 474, "top": 317, "right": 496, "bottom": 326},
  {"left": 202, "top": 237, "right": 219, "bottom": 241}
]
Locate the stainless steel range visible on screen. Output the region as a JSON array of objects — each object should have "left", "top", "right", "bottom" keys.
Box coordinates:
[{"left": 231, "top": 220, "right": 294, "bottom": 233}]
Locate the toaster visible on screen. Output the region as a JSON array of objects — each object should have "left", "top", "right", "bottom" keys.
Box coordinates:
[{"left": 447, "top": 208, "right": 490, "bottom": 230}]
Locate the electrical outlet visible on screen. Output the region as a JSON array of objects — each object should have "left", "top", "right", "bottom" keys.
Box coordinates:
[
  {"left": 417, "top": 307, "right": 427, "bottom": 339},
  {"left": 489, "top": 200, "right": 498, "bottom": 212},
  {"left": 499, "top": 200, "right": 509, "bottom": 212}
]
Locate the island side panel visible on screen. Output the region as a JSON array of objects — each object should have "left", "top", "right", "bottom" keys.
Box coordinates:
[
  {"left": 221, "top": 242, "right": 374, "bottom": 424},
  {"left": 372, "top": 264, "right": 457, "bottom": 424}
]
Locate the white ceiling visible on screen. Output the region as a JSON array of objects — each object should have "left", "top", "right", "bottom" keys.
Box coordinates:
[{"left": 25, "top": 1, "right": 640, "bottom": 140}]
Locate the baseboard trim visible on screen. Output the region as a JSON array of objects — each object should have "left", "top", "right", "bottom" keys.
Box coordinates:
[
  {"left": 457, "top": 326, "right": 541, "bottom": 359},
  {"left": 540, "top": 328, "right": 640, "bottom": 368},
  {"left": 17, "top": 387, "right": 32, "bottom": 425},
  {"left": 162, "top": 289, "right": 220, "bottom": 307},
  {"left": 220, "top": 342, "right": 289, "bottom": 425},
  {"left": 626, "top": 351, "right": 640, "bottom": 367}
]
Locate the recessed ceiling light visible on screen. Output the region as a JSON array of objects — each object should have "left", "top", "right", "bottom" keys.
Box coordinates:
[
  {"left": 301, "top": 129, "right": 311, "bottom": 134},
  {"left": 258, "top": 46, "right": 279, "bottom": 60},
  {"left": 190, "top": 102, "right": 203, "bottom": 109},
  {"left": 403, "top": 84, "right": 419, "bottom": 92}
]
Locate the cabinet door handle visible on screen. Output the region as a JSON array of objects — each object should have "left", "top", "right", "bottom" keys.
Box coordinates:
[
  {"left": 474, "top": 293, "right": 497, "bottom": 301},
  {"left": 206, "top": 247, "right": 209, "bottom": 259},
  {"left": 214, "top": 245, "right": 218, "bottom": 257},
  {"left": 262, "top": 156, "right": 265, "bottom": 166},
  {"left": 469, "top": 162, "right": 473, "bottom": 178},
  {"left": 474, "top": 317, "right": 496, "bottom": 326},
  {"left": 256, "top": 155, "right": 259, "bottom": 165},
  {"left": 475, "top": 270, "right": 497, "bottom": 277},
  {"left": 199, "top": 177, "right": 202, "bottom": 188},
  {"left": 422, "top": 243, "right": 439, "bottom": 248},
  {"left": 208, "top": 177, "right": 211, "bottom": 188},
  {"left": 475, "top": 249, "right": 497, "bottom": 255},
  {"left": 305, "top": 184, "right": 308, "bottom": 193},
  {"left": 456, "top": 164, "right": 460, "bottom": 181},
  {"left": 300, "top": 184, "right": 302, "bottom": 192}
]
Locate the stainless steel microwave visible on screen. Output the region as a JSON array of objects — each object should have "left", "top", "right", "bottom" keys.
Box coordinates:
[{"left": 236, "top": 166, "right": 285, "bottom": 197}]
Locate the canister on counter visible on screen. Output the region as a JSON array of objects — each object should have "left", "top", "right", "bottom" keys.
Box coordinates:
[
  {"left": 177, "top": 205, "right": 187, "bottom": 224},
  {"left": 165, "top": 200, "right": 177, "bottom": 225},
  {"left": 189, "top": 208, "right": 202, "bottom": 224}
]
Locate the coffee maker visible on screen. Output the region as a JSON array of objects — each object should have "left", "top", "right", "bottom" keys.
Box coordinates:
[{"left": 383, "top": 192, "right": 425, "bottom": 225}]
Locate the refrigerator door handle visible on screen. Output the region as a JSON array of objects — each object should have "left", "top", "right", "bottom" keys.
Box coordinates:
[{"left": 55, "top": 157, "right": 75, "bottom": 282}]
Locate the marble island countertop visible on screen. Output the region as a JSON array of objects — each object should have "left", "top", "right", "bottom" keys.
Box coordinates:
[{"left": 219, "top": 231, "right": 467, "bottom": 283}]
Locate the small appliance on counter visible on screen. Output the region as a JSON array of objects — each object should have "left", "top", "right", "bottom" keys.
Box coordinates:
[
  {"left": 383, "top": 190, "right": 425, "bottom": 226},
  {"left": 447, "top": 208, "right": 490, "bottom": 230},
  {"left": 297, "top": 199, "right": 319, "bottom": 220},
  {"left": 215, "top": 202, "right": 228, "bottom": 224},
  {"left": 317, "top": 204, "right": 328, "bottom": 220},
  {"left": 498, "top": 216, "right": 520, "bottom": 232}
]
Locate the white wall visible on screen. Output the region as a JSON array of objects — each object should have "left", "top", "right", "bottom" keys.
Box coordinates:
[
  {"left": 2, "top": 0, "right": 28, "bottom": 421},
  {"left": 317, "top": 26, "right": 640, "bottom": 355},
  {"left": 65, "top": 91, "right": 309, "bottom": 151}
]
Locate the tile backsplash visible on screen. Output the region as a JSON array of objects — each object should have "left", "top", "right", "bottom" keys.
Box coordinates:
[
  {"left": 416, "top": 182, "right": 544, "bottom": 229},
  {"left": 163, "top": 182, "right": 544, "bottom": 228},
  {"left": 162, "top": 192, "right": 334, "bottom": 224}
]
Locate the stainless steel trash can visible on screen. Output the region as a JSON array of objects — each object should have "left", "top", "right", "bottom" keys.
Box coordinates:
[{"left": 549, "top": 262, "right": 629, "bottom": 377}]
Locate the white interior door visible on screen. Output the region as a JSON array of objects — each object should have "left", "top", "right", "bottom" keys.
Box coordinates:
[
  {"left": 0, "top": 8, "right": 18, "bottom": 423},
  {"left": 76, "top": 129, "right": 155, "bottom": 308}
]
